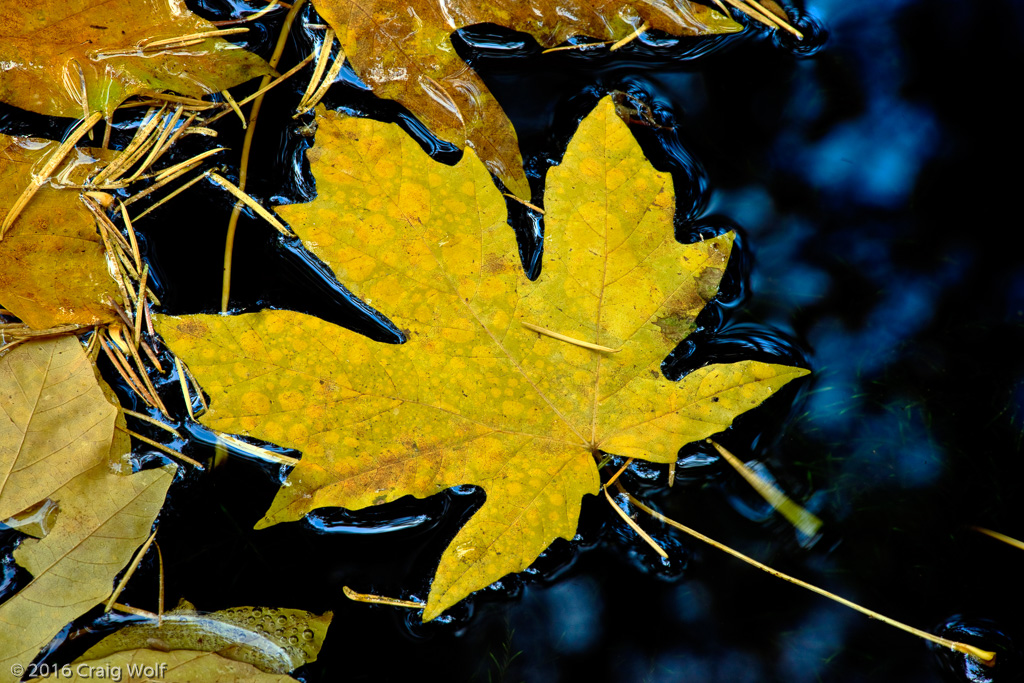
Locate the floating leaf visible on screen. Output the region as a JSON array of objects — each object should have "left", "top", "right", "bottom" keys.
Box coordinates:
[
  {"left": 0, "top": 0, "right": 272, "bottom": 118},
  {"left": 0, "top": 135, "right": 118, "bottom": 329},
  {"left": 82, "top": 600, "right": 332, "bottom": 674},
  {"left": 156, "top": 97, "right": 808, "bottom": 620},
  {"left": 312, "top": 0, "right": 741, "bottom": 198},
  {"left": 0, "top": 336, "right": 126, "bottom": 521},
  {"left": 0, "top": 338, "right": 175, "bottom": 676},
  {"left": 65, "top": 650, "right": 298, "bottom": 682}
]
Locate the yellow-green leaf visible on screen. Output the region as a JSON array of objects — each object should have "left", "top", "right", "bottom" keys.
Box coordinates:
[
  {"left": 57, "top": 650, "right": 298, "bottom": 682},
  {"left": 313, "top": 0, "right": 741, "bottom": 198},
  {"left": 156, "top": 96, "right": 807, "bottom": 621},
  {"left": 0, "top": 135, "right": 119, "bottom": 329},
  {"left": 81, "top": 601, "right": 332, "bottom": 674},
  {"left": 0, "top": 0, "right": 272, "bottom": 118}
]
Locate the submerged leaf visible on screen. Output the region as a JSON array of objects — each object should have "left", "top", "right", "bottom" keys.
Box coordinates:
[
  {"left": 313, "top": 0, "right": 741, "bottom": 198},
  {"left": 82, "top": 601, "right": 332, "bottom": 674},
  {"left": 0, "top": 338, "right": 175, "bottom": 676},
  {"left": 65, "top": 650, "right": 297, "bottom": 682},
  {"left": 0, "top": 0, "right": 272, "bottom": 118},
  {"left": 157, "top": 97, "right": 807, "bottom": 620},
  {"left": 0, "top": 135, "right": 118, "bottom": 329}
]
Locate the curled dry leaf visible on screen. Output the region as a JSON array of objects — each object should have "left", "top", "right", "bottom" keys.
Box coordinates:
[
  {"left": 0, "top": 0, "right": 272, "bottom": 118},
  {"left": 0, "top": 135, "right": 119, "bottom": 329},
  {"left": 312, "top": 0, "right": 741, "bottom": 198},
  {"left": 82, "top": 600, "right": 332, "bottom": 675},
  {"left": 63, "top": 650, "right": 298, "bottom": 682},
  {"left": 156, "top": 97, "right": 808, "bottom": 621},
  {"left": 0, "top": 337, "right": 175, "bottom": 678}
]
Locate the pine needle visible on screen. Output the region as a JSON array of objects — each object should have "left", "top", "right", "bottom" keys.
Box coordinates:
[
  {"left": 972, "top": 526, "right": 1024, "bottom": 552},
  {"left": 294, "top": 49, "right": 347, "bottom": 116},
  {"left": 520, "top": 321, "right": 619, "bottom": 353},
  {"left": 208, "top": 172, "right": 292, "bottom": 236},
  {"left": 621, "top": 486, "right": 996, "bottom": 664},
  {"left": 541, "top": 41, "right": 612, "bottom": 54},
  {"left": 106, "top": 528, "right": 158, "bottom": 611},
  {"left": 604, "top": 487, "right": 668, "bottom": 558},
  {"left": 343, "top": 586, "right": 425, "bottom": 609},
  {"left": 117, "top": 425, "right": 204, "bottom": 469},
  {"left": 1, "top": 112, "right": 103, "bottom": 239},
  {"left": 502, "top": 193, "right": 544, "bottom": 214},
  {"left": 215, "top": 431, "right": 300, "bottom": 467},
  {"left": 218, "top": 0, "right": 307, "bottom": 312},
  {"left": 121, "top": 408, "right": 181, "bottom": 438},
  {"left": 709, "top": 440, "right": 822, "bottom": 538},
  {"left": 609, "top": 22, "right": 649, "bottom": 51},
  {"left": 174, "top": 356, "right": 197, "bottom": 421}
]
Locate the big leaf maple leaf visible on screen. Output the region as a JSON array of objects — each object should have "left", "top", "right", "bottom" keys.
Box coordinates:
[
  {"left": 311, "top": 0, "right": 741, "bottom": 198},
  {"left": 157, "top": 97, "right": 808, "bottom": 620}
]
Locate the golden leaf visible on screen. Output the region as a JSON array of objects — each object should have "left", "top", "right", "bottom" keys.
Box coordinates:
[
  {"left": 0, "top": 0, "right": 271, "bottom": 118},
  {"left": 312, "top": 0, "right": 741, "bottom": 198},
  {"left": 156, "top": 96, "right": 808, "bottom": 621},
  {"left": 81, "top": 600, "right": 332, "bottom": 674},
  {"left": 0, "top": 135, "right": 118, "bottom": 329},
  {"left": 0, "top": 337, "right": 175, "bottom": 677}
]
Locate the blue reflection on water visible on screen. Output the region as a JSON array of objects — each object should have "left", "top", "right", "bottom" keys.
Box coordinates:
[{"left": 787, "top": 101, "right": 938, "bottom": 208}]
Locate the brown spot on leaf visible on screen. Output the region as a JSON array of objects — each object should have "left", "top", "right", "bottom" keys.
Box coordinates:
[{"left": 176, "top": 318, "right": 210, "bottom": 339}]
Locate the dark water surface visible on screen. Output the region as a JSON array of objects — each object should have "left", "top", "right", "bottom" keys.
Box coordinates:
[{"left": 4, "top": 1, "right": 1024, "bottom": 681}]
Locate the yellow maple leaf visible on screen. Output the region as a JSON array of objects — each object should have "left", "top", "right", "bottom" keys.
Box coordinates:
[
  {"left": 156, "top": 96, "right": 808, "bottom": 620},
  {"left": 0, "top": 0, "right": 271, "bottom": 118},
  {"left": 311, "top": 0, "right": 741, "bottom": 198}
]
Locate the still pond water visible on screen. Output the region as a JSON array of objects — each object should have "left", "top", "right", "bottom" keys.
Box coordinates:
[{"left": 3, "top": 0, "right": 1024, "bottom": 681}]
